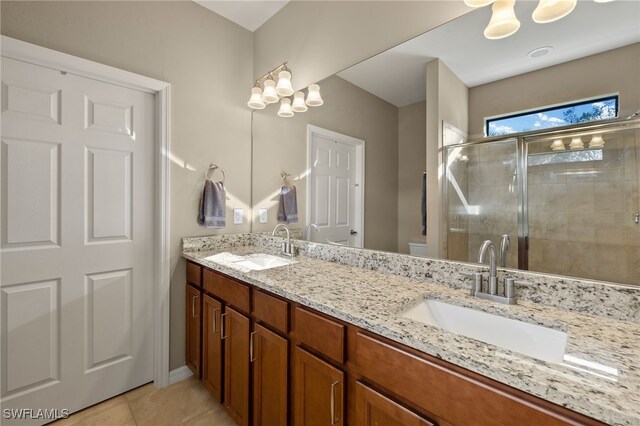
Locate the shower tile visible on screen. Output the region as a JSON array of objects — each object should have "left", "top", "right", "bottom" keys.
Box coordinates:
[
  {"left": 566, "top": 182, "right": 594, "bottom": 213},
  {"left": 626, "top": 246, "right": 640, "bottom": 285},
  {"left": 595, "top": 226, "right": 624, "bottom": 245},
  {"left": 566, "top": 212, "right": 595, "bottom": 243},
  {"left": 594, "top": 181, "right": 624, "bottom": 213},
  {"left": 592, "top": 244, "right": 627, "bottom": 283}
]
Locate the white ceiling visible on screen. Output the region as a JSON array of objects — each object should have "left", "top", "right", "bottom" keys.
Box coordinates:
[
  {"left": 194, "top": 1, "right": 289, "bottom": 32},
  {"left": 337, "top": 1, "right": 640, "bottom": 107}
]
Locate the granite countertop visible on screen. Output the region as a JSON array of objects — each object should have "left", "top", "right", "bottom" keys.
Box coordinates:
[{"left": 183, "top": 245, "right": 640, "bottom": 426}]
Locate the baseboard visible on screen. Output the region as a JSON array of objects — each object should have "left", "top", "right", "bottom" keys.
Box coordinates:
[{"left": 169, "top": 365, "right": 193, "bottom": 385}]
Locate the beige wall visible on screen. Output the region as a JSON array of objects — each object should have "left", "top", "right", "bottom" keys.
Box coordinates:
[
  {"left": 397, "top": 101, "right": 427, "bottom": 254},
  {"left": 468, "top": 43, "right": 640, "bottom": 139},
  {"left": 425, "top": 59, "right": 469, "bottom": 258},
  {"left": 252, "top": 75, "right": 399, "bottom": 252},
  {"left": 253, "top": 1, "right": 471, "bottom": 90},
  {"left": 1, "top": 1, "right": 254, "bottom": 370}
]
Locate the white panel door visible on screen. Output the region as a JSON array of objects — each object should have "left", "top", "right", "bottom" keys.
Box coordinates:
[
  {"left": 309, "top": 133, "right": 360, "bottom": 247},
  {"left": 1, "top": 57, "right": 154, "bottom": 424}
]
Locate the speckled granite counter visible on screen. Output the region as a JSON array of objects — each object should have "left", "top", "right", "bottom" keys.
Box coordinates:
[{"left": 183, "top": 237, "right": 640, "bottom": 426}]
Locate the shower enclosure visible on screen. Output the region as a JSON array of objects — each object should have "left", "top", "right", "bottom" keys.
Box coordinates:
[{"left": 444, "top": 117, "right": 640, "bottom": 286}]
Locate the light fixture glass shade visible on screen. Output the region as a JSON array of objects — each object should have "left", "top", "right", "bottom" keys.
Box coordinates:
[
  {"left": 569, "top": 137, "right": 584, "bottom": 150},
  {"left": 275, "top": 70, "right": 294, "bottom": 97},
  {"left": 305, "top": 84, "right": 324, "bottom": 106},
  {"left": 247, "top": 87, "right": 265, "bottom": 109},
  {"left": 484, "top": 0, "right": 520, "bottom": 40},
  {"left": 550, "top": 139, "right": 565, "bottom": 151},
  {"left": 291, "top": 91, "right": 308, "bottom": 113},
  {"left": 277, "top": 98, "right": 294, "bottom": 118},
  {"left": 261, "top": 78, "right": 279, "bottom": 104},
  {"left": 532, "top": 0, "right": 577, "bottom": 24},
  {"left": 589, "top": 135, "right": 605, "bottom": 148},
  {"left": 464, "top": 0, "right": 494, "bottom": 6}
]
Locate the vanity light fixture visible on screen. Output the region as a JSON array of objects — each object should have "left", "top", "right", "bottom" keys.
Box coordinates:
[
  {"left": 483, "top": 0, "right": 521, "bottom": 40},
  {"left": 277, "top": 98, "right": 294, "bottom": 118},
  {"left": 247, "top": 85, "right": 266, "bottom": 109},
  {"left": 468, "top": 0, "right": 611, "bottom": 40},
  {"left": 588, "top": 134, "right": 605, "bottom": 148},
  {"left": 305, "top": 84, "right": 324, "bottom": 106},
  {"left": 291, "top": 91, "right": 308, "bottom": 113},
  {"left": 532, "top": 0, "right": 577, "bottom": 24},
  {"left": 569, "top": 136, "right": 584, "bottom": 150},
  {"left": 247, "top": 62, "right": 324, "bottom": 117},
  {"left": 261, "top": 77, "right": 279, "bottom": 104},
  {"left": 550, "top": 139, "right": 565, "bottom": 151}
]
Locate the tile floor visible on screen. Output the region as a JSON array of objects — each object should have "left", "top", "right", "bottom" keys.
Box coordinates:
[{"left": 52, "top": 377, "right": 235, "bottom": 426}]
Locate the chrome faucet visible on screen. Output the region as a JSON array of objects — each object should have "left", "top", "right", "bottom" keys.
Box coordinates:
[
  {"left": 459, "top": 239, "right": 520, "bottom": 305},
  {"left": 478, "top": 240, "right": 498, "bottom": 295},
  {"left": 499, "top": 234, "right": 510, "bottom": 268},
  {"left": 272, "top": 224, "right": 295, "bottom": 257},
  {"left": 304, "top": 223, "right": 319, "bottom": 241}
]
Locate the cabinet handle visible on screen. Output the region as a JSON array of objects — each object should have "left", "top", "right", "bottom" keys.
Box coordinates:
[
  {"left": 330, "top": 380, "right": 340, "bottom": 425},
  {"left": 250, "top": 331, "right": 258, "bottom": 362},
  {"left": 220, "top": 313, "right": 227, "bottom": 340},
  {"left": 192, "top": 295, "right": 199, "bottom": 318},
  {"left": 213, "top": 308, "right": 220, "bottom": 333}
]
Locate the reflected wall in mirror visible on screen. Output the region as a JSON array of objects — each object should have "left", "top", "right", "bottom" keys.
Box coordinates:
[{"left": 250, "top": 0, "right": 640, "bottom": 286}]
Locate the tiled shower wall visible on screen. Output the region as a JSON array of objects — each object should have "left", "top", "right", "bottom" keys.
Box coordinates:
[{"left": 527, "top": 129, "right": 639, "bottom": 285}]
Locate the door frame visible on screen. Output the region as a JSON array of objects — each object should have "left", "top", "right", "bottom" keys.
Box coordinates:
[
  {"left": 1, "top": 35, "right": 172, "bottom": 387},
  {"left": 306, "top": 124, "right": 365, "bottom": 247}
]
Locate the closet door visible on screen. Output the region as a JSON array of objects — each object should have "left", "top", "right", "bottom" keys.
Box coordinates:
[{"left": 1, "top": 56, "right": 155, "bottom": 421}]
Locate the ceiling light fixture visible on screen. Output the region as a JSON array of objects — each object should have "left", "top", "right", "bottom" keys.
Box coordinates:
[
  {"left": 472, "top": 0, "right": 609, "bottom": 40},
  {"left": 484, "top": 0, "right": 521, "bottom": 40},
  {"left": 532, "top": 0, "right": 577, "bottom": 24},
  {"left": 247, "top": 62, "right": 324, "bottom": 117}
]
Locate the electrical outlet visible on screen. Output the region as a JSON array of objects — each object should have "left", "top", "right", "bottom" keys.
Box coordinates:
[
  {"left": 259, "top": 208, "right": 268, "bottom": 224},
  {"left": 233, "top": 208, "right": 243, "bottom": 224}
]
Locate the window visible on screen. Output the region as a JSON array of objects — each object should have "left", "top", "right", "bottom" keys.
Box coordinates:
[{"left": 485, "top": 95, "right": 618, "bottom": 137}]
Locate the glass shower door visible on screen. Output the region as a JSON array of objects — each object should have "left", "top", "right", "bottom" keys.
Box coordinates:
[
  {"left": 444, "top": 139, "right": 520, "bottom": 268},
  {"left": 525, "top": 123, "right": 640, "bottom": 285}
]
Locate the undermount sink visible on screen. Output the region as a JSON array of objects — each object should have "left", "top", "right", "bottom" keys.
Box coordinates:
[
  {"left": 401, "top": 299, "right": 567, "bottom": 363},
  {"left": 230, "top": 253, "right": 296, "bottom": 271}
]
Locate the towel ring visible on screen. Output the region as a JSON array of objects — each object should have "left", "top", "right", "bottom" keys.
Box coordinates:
[{"left": 205, "top": 164, "right": 226, "bottom": 182}]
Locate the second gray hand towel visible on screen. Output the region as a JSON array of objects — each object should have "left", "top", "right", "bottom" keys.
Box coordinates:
[
  {"left": 277, "top": 185, "right": 298, "bottom": 224},
  {"left": 198, "top": 180, "right": 226, "bottom": 228}
]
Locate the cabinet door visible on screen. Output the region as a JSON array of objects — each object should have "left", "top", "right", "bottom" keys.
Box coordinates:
[
  {"left": 202, "top": 295, "right": 223, "bottom": 402},
  {"left": 224, "top": 306, "right": 250, "bottom": 426},
  {"left": 252, "top": 324, "right": 288, "bottom": 426},
  {"left": 295, "top": 347, "right": 344, "bottom": 426},
  {"left": 185, "top": 284, "right": 201, "bottom": 377},
  {"left": 355, "top": 382, "right": 434, "bottom": 426}
]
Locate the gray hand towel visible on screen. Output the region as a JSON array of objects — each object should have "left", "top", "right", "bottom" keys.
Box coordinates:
[
  {"left": 277, "top": 185, "right": 298, "bottom": 224},
  {"left": 198, "top": 180, "right": 226, "bottom": 228},
  {"left": 421, "top": 173, "right": 427, "bottom": 236}
]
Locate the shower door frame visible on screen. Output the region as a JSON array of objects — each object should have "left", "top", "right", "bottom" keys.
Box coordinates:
[{"left": 442, "top": 116, "right": 639, "bottom": 270}]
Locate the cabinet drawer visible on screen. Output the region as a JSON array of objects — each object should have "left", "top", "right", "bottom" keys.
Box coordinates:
[
  {"left": 355, "top": 382, "right": 434, "bottom": 426},
  {"left": 356, "top": 332, "right": 584, "bottom": 426},
  {"left": 253, "top": 290, "right": 289, "bottom": 334},
  {"left": 186, "top": 261, "right": 202, "bottom": 287},
  {"left": 203, "top": 269, "right": 250, "bottom": 313},
  {"left": 295, "top": 306, "right": 345, "bottom": 364}
]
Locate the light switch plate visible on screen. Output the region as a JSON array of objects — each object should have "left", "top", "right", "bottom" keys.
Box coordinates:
[
  {"left": 259, "top": 208, "right": 267, "bottom": 224},
  {"left": 233, "top": 208, "right": 243, "bottom": 224}
]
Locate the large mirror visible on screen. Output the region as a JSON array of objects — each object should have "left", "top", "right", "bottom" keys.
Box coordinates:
[{"left": 250, "top": 0, "right": 640, "bottom": 286}]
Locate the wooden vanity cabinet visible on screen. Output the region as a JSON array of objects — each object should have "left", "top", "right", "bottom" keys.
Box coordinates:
[
  {"left": 224, "top": 306, "right": 251, "bottom": 426},
  {"left": 187, "top": 264, "right": 604, "bottom": 426},
  {"left": 355, "top": 382, "right": 434, "bottom": 426},
  {"left": 202, "top": 294, "right": 223, "bottom": 402},
  {"left": 252, "top": 323, "right": 288, "bottom": 426},
  {"left": 294, "top": 346, "right": 344, "bottom": 426}
]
